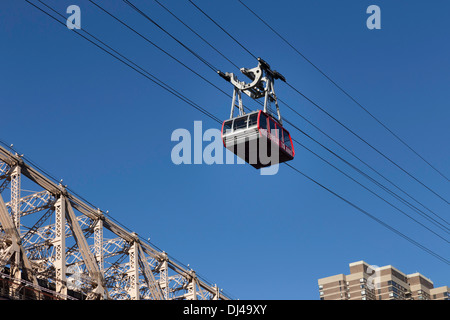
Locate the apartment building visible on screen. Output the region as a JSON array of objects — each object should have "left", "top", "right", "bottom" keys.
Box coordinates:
[{"left": 318, "top": 260, "right": 449, "bottom": 300}]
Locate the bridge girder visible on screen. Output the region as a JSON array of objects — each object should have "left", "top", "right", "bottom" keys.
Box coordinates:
[{"left": 0, "top": 146, "right": 228, "bottom": 300}]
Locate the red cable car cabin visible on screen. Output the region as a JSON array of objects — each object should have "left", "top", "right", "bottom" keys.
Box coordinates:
[{"left": 221, "top": 110, "right": 295, "bottom": 169}]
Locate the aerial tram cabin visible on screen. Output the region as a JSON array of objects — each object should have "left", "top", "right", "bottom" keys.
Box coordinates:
[
  {"left": 221, "top": 110, "right": 294, "bottom": 169},
  {"left": 218, "top": 58, "right": 295, "bottom": 169}
]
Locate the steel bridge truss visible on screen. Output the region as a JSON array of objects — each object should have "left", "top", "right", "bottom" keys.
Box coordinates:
[{"left": 0, "top": 146, "right": 228, "bottom": 300}]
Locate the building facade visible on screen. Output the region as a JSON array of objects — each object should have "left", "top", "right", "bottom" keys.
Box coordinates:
[{"left": 318, "top": 261, "right": 449, "bottom": 300}]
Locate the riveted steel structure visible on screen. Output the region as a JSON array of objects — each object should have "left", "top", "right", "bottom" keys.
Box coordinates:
[{"left": 0, "top": 145, "right": 229, "bottom": 300}]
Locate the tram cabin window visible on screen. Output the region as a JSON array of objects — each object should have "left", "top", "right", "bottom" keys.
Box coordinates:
[
  {"left": 233, "top": 117, "right": 248, "bottom": 130},
  {"left": 248, "top": 113, "right": 258, "bottom": 127},
  {"left": 223, "top": 120, "right": 232, "bottom": 134},
  {"left": 259, "top": 113, "right": 267, "bottom": 130},
  {"left": 283, "top": 129, "right": 292, "bottom": 149},
  {"left": 268, "top": 118, "right": 278, "bottom": 137}
]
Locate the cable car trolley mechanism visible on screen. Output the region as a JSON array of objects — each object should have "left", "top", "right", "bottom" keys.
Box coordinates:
[{"left": 218, "top": 58, "right": 294, "bottom": 169}]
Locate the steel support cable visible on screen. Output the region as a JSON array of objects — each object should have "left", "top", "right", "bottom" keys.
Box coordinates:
[
  {"left": 284, "top": 163, "right": 450, "bottom": 266},
  {"left": 284, "top": 118, "right": 450, "bottom": 233},
  {"left": 117, "top": 0, "right": 449, "bottom": 227},
  {"left": 153, "top": 0, "right": 240, "bottom": 70},
  {"left": 186, "top": 0, "right": 258, "bottom": 61},
  {"left": 285, "top": 81, "right": 450, "bottom": 206},
  {"left": 187, "top": 0, "right": 450, "bottom": 206},
  {"left": 271, "top": 100, "right": 450, "bottom": 230},
  {"left": 122, "top": 0, "right": 218, "bottom": 73},
  {"left": 269, "top": 104, "right": 449, "bottom": 232},
  {"left": 24, "top": 0, "right": 450, "bottom": 267},
  {"left": 88, "top": 0, "right": 232, "bottom": 104},
  {"left": 287, "top": 130, "right": 450, "bottom": 240},
  {"left": 237, "top": 0, "right": 450, "bottom": 183},
  {"left": 257, "top": 99, "right": 450, "bottom": 232},
  {"left": 278, "top": 96, "right": 450, "bottom": 227},
  {"left": 33, "top": 0, "right": 221, "bottom": 125}
]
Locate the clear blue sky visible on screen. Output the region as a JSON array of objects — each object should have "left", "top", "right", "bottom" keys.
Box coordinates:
[{"left": 1, "top": 0, "right": 449, "bottom": 299}]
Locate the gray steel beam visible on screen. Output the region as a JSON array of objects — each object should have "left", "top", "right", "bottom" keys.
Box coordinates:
[{"left": 0, "top": 144, "right": 231, "bottom": 300}]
